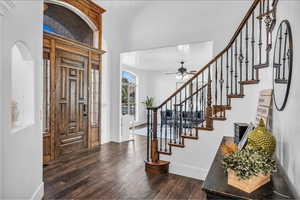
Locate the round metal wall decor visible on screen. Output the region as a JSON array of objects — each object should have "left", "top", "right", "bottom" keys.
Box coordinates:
[{"left": 273, "top": 20, "right": 293, "bottom": 111}]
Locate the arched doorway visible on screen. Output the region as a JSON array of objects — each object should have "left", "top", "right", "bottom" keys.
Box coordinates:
[
  {"left": 122, "top": 71, "right": 138, "bottom": 120},
  {"left": 42, "top": 1, "right": 105, "bottom": 163}
]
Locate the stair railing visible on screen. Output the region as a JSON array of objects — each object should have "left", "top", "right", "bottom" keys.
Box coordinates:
[{"left": 146, "top": 0, "right": 279, "bottom": 165}]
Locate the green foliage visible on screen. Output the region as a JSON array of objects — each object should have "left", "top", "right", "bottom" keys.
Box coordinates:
[
  {"left": 142, "top": 96, "right": 154, "bottom": 108},
  {"left": 222, "top": 147, "right": 277, "bottom": 180}
]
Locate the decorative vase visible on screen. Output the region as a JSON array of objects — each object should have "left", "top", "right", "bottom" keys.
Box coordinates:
[
  {"left": 11, "top": 100, "right": 19, "bottom": 127},
  {"left": 247, "top": 119, "right": 276, "bottom": 155},
  {"left": 228, "top": 170, "right": 270, "bottom": 193}
]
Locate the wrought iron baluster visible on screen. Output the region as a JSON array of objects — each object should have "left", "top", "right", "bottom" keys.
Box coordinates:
[
  {"left": 251, "top": 11, "right": 256, "bottom": 80},
  {"left": 146, "top": 108, "right": 150, "bottom": 161},
  {"left": 246, "top": 21, "right": 249, "bottom": 81},
  {"left": 174, "top": 95, "right": 177, "bottom": 144},
  {"left": 239, "top": 32, "right": 244, "bottom": 95},
  {"left": 235, "top": 40, "right": 238, "bottom": 95},
  {"left": 220, "top": 55, "right": 224, "bottom": 117},
  {"left": 258, "top": 1, "right": 263, "bottom": 66},
  {"left": 215, "top": 61, "right": 218, "bottom": 116},
  {"left": 160, "top": 108, "right": 163, "bottom": 151},
  {"left": 179, "top": 91, "right": 182, "bottom": 144},
  {"left": 201, "top": 73, "right": 205, "bottom": 127},
  {"left": 170, "top": 98, "right": 173, "bottom": 146},
  {"left": 231, "top": 46, "right": 234, "bottom": 94},
  {"left": 226, "top": 50, "right": 229, "bottom": 105},
  {"left": 164, "top": 104, "right": 167, "bottom": 152},
  {"left": 196, "top": 77, "right": 199, "bottom": 133},
  {"left": 184, "top": 86, "right": 187, "bottom": 136}
]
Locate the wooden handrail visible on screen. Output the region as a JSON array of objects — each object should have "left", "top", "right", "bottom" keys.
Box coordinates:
[{"left": 154, "top": 0, "right": 262, "bottom": 109}]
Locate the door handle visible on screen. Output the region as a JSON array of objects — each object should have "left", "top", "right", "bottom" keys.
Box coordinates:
[{"left": 83, "top": 104, "right": 88, "bottom": 117}]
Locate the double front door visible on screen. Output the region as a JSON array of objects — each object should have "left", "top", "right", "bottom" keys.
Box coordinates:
[{"left": 55, "top": 50, "right": 89, "bottom": 156}]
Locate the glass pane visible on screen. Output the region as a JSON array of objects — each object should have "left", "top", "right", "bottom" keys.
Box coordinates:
[
  {"left": 121, "top": 71, "right": 137, "bottom": 119},
  {"left": 122, "top": 84, "right": 129, "bottom": 104},
  {"left": 91, "top": 69, "right": 100, "bottom": 126},
  {"left": 122, "top": 104, "right": 129, "bottom": 115},
  {"left": 43, "top": 58, "right": 50, "bottom": 133},
  {"left": 122, "top": 71, "right": 136, "bottom": 84}
]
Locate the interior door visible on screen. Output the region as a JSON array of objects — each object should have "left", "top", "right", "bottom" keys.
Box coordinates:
[{"left": 56, "top": 50, "right": 89, "bottom": 156}]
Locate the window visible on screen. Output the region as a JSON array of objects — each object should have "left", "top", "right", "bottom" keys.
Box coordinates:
[
  {"left": 122, "top": 71, "right": 137, "bottom": 120},
  {"left": 42, "top": 55, "right": 51, "bottom": 134},
  {"left": 91, "top": 66, "right": 100, "bottom": 127}
]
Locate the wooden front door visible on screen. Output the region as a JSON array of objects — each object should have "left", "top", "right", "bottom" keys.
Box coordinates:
[{"left": 55, "top": 50, "right": 89, "bottom": 156}]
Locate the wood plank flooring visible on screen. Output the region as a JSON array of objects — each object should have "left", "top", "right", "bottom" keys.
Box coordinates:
[{"left": 44, "top": 135, "right": 206, "bottom": 200}]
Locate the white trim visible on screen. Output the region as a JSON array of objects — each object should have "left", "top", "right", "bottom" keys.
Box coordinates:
[
  {"left": 168, "top": 163, "right": 208, "bottom": 181},
  {"left": 0, "top": 0, "right": 15, "bottom": 16},
  {"left": 31, "top": 182, "right": 44, "bottom": 200}
]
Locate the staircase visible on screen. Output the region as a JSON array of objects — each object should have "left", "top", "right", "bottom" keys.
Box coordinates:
[{"left": 145, "top": 0, "right": 280, "bottom": 173}]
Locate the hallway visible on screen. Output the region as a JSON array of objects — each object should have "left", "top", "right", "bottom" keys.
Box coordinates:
[{"left": 43, "top": 136, "right": 206, "bottom": 199}]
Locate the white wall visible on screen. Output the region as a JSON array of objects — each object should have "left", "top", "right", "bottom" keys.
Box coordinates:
[
  {"left": 257, "top": 1, "right": 300, "bottom": 197},
  {"left": 163, "top": 1, "right": 300, "bottom": 197},
  {"left": 99, "top": 1, "right": 300, "bottom": 196},
  {"left": 101, "top": 39, "right": 112, "bottom": 144},
  {"left": 102, "top": 0, "right": 251, "bottom": 143},
  {"left": 1, "top": 1, "right": 43, "bottom": 199}
]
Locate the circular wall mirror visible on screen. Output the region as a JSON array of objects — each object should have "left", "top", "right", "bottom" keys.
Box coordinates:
[{"left": 273, "top": 20, "right": 293, "bottom": 111}]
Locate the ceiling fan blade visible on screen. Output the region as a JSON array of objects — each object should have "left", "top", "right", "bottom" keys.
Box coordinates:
[{"left": 164, "top": 72, "right": 178, "bottom": 75}]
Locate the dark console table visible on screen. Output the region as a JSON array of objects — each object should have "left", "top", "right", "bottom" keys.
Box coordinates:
[{"left": 202, "top": 136, "right": 296, "bottom": 200}]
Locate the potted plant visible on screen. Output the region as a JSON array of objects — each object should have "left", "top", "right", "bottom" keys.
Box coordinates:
[
  {"left": 222, "top": 147, "right": 277, "bottom": 193},
  {"left": 142, "top": 96, "right": 154, "bottom": 108}
]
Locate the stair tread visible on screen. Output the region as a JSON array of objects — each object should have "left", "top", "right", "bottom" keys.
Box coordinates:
[
  {"left": 213, "top": 105, "right": 232, "bottom": 110},
  {"left": 211, "top": 117, "right": 227, "bottom": 121},
  {"left": 181, "top": 135, "right": 199, "bottom": 140},
  {"left": 227, "top": 94, "right": 245, "bottom": 98},
  {"left": 239, "top": 80, "right": 260, "bottom": 85},
  {"left": 158, "top": 150, "right": 172, "bottom": 155},
  {"left": 168, "top": 143, "right": 185, "bottom": 148},
  {"left": 253, "top": 63, "right": 269, "bottom": 69},
  {"left": 196, "top": 126, "right": 214, "bottom": 131}
]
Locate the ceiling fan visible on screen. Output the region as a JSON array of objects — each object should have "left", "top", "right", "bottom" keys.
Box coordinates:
[{"left": 165, "top": 61, "right": 197, "bottom": 80}]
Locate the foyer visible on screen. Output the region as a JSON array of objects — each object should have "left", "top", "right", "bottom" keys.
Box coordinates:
[
  {"left": 1, "top": 0, "right": 300, "bottom": 199},
  {"left": 43, "top": 136, "right": 205, "bottom": 199}
]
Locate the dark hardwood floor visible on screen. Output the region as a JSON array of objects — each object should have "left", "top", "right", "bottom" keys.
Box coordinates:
[{"left": 44, "top": 135, "right": 206, "bottom": 200}]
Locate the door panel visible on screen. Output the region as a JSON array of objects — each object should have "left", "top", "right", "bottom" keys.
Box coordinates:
[{"left": 56, "top": 50, "right": 89, "bottom": 156}]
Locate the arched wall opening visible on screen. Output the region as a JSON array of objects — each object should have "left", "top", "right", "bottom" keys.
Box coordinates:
[{"left": 11, "top": 41, "right": 35, "bottom": 132}]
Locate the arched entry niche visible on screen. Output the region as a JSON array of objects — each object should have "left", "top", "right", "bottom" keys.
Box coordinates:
[
  {"left": 42, "top": 0, "right": 105, "bottom": 163},
  {"left": 11, "top": 42, "right": 35, "bottom": 132}
]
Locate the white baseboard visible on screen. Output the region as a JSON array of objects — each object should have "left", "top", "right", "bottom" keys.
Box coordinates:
[
  {"left": 31, "top": 182, "right": 44, "bottom": 200},
  {"left": 169, "top": 163, "right": 208, "bottom": 180}
]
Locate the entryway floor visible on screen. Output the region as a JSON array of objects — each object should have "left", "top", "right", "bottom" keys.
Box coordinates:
[{"left": 43, "top": 135, "right": 206, "bottom": 199}]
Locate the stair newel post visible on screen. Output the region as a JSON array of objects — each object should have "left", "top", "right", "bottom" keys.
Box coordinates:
[
  {"left": 206, "top": 66, "right": 213, "bottom": 129},
  {"left": 151, "top": 108, "right": 159, "bottom": 163},
  {"left": 146, "top": 107, "right": 150, "bottom": 162}
]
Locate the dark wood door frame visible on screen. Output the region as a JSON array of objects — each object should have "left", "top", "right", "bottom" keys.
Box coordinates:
[{"left": 43, "top": 33, "right": 104, "bottom": 162}]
